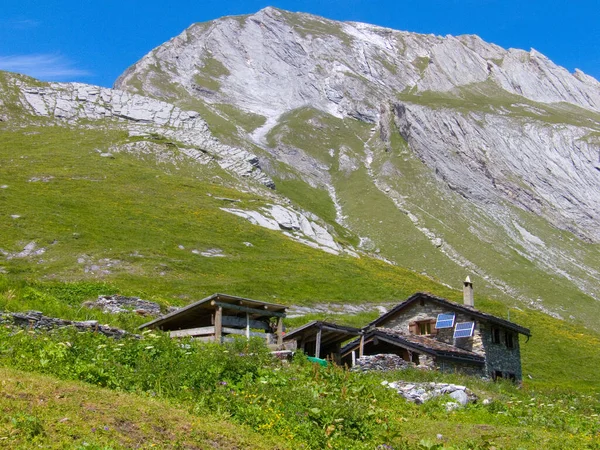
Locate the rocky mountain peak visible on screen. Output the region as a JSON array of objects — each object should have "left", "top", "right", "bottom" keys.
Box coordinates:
[{"left": 115, "top": 8, "right": 600, "bottom": 123}]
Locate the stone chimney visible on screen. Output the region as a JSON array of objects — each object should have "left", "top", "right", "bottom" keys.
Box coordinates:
[{"left": 463, "top": 276, "right": 474, "bottom": 307}]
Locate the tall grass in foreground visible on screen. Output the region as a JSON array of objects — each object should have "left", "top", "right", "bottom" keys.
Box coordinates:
[{"left": 0, "top": 325, "right": 598, "bottom": 449}]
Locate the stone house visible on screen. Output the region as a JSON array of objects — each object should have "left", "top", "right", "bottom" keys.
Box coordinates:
[{"left": 341, "top": 278, "right": 531, "bottom": 381}]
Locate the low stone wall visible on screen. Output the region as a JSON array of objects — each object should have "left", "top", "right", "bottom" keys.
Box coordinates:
[
  {"left": 351, "top": 354, "right": 416, "bottom": 372},
  {"left": 0, "top": 310, "right": 133, "bottom": 339}
]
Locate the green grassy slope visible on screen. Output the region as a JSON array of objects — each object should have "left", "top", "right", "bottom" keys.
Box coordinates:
[{"left": 0, "top": 367, "right": 286, "bottom": 449}]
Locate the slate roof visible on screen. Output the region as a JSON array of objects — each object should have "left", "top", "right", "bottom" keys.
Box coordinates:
[
  {"left": 368, "top": 292, "right": 531, "bottom": 336},
  {"left": 341, "top": 328, "right": 485, "bottom": 365}
]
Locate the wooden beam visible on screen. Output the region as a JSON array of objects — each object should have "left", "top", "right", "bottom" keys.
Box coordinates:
[
  {"left": 169, "top": 326, "right": 215, "bottom": 338},
  {"left": 212, "top": 301, "right": 286, "bottom": 318},
  {"left": 319, "top": 325, "right": 361, "bottom": 335},
  {"left": 315, "top": 327, "right": 322, "bottom": 358},
  {"left": 214, "top": 305, "right": 222, "bottom": 343},
  {"left": 276, "top": 317, "right": 283, "bottom": 348},
  {"left": 359, "top": 335, "right": 365, "bottom": 357}
]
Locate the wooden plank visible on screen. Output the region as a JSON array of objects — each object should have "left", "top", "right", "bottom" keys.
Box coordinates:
[
  {"left": 213, "top": 301, "right": 286, "bottom": 318},
  {"left": 315, "top": 328, "right": 322, "bottom": 359},
  {"left": 192, "top": 336, "right": 216, "bottom": 342},
  {"left": 222, "top": 327, "right": 270, "bottom": 338},
  {"left": 169, "top": 326, "right": 215, "bottom": 338},
  {"left": 214, "top": 305, "right": 223, "bottom": 343},
  {"left": 277, "top": 317, "right": 283, "bottom": 348}
]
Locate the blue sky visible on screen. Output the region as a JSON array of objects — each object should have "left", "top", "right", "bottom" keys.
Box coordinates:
[{"left": 1, "top": 0, "right": 599, "bottom": 87}]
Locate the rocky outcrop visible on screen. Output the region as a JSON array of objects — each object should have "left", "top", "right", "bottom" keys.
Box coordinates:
[
  {"left": 381, "top": 380, "right": 478, "bottom": 407},
  {"left": 221, "top": 203, "right": 354, "bottom": 255},
  {"left": 15, "top": 79, "right": 274, "bottom": 187},
  {"left": 82, "top": 295, "right": 162, "bottom": 316},
  {"left": 394, "top": 102, "right": 600, "bottom": 243},
  {"left": 1, "top": 310, "right": 133, "bottom": 339}
]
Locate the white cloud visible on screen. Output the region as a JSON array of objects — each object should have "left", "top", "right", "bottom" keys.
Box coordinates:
[{"left": 0, "top": 54, "right": 91, "bottom": 80}]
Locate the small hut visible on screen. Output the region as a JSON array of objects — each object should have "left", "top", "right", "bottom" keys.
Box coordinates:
[
  {"left": 139, "top": 293, "right": 287, "bottom": 348},
  {"left": 283, "top": 321, "right": 361, "bottom": 364}
]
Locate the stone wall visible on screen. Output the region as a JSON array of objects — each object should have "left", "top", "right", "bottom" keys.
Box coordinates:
[
  {"left": 0, "top": 310, "right": 133, "bottom": 339},
  {"left": 434, "top": 357, "right": 486, "bottom": 378},
  {"left": 479, "top": 322, "right": 523, "bottom": 381},
  {"left": 378, "top": 301, "right": 484, "bottom": 355}
]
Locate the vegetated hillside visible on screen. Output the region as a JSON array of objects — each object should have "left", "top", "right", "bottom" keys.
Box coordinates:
[
  {"left": 114, "top": 7, "right": 600, "bottom": 332},
  {"left": 0, "top": 323, "right": 599, "bottom": 449},
  {"left": 1, "top": 69, "right": 600, "bottom": 391}
]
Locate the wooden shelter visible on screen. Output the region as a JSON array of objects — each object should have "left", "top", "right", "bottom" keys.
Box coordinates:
[
  {"left": 139, "top": 293, "right": 287, "bottom": 347},
  {"left": 283, "top": 321, "right": 361, "bottom": 364}
]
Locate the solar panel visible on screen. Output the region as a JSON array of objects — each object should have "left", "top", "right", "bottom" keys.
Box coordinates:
[
  {"left": 453, "top": 321, "right": 475, "bottom": 338},
  {"left": 435, "top": 313, "right": 455, "bottom": 329}
]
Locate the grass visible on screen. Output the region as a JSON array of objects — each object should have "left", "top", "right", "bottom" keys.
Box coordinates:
[
  {"left": 213, "top": 103, "right": 267, "bottom": 133},
  {"left": 194, "top": 56, "right": 230, "bottom": 92},
  {"left": 0, "top": 367, "right": 286, "bottom": 449},
  {"left": 277, "top": 9, "right": 354, "bottom": 47},
  {"left": 0, "top": 325, "right": 598, "bottom": 449},
  {"left": 0, "top": 123, "right": 463, "bottom": 307},
  {"left": 263, "top": 103, "right": 600, "bottom": 334}
]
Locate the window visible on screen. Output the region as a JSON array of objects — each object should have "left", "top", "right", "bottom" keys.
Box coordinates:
[
  {"left": 492, "top": 327, "right": 501, "bottom": 344},
  {"left": 419, "top": 322, "right": 431, "bottom": 335},
  {"left": 409, "top": 319, "right": 436, "bottom": 336},
  {"left": 453, "top": 321, "right": 475, "bottom": 338},
  {"left": 435, "top": 313, "right": 455, "bottom": 329},
  {"left": 505, "top": 332, "right": 515, "bottom": 349}
]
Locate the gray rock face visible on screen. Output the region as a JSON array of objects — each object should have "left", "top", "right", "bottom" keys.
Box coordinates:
[
  {"left": 15, "top": 79, "right": 273, "bottom": 187},
  {"left": 394, "top": 102, "right": 600, "bottom": 243},
  {"left": 221, "top": 203, "right": 347, "bottom": 255},
  {"left": 115, "top": 7, "right": 600, "bottom": 121},
  {"left": 114, "top": 8, "right": 600, "bottom": 244}
]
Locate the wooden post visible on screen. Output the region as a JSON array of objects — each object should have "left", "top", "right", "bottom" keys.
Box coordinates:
[
  {"left": 359, "top": 335, "right": 365, "bottom": 357},
  {"left": 276, "top": 317, "right": 283, "bottom": 348},
  {"left": 214, "top": 305, "right": 223, "bottom": 343},
  {"left": 245, "top": 312, "right": 250, "bottom": 339},
  {"left": 315, "top": 327, "right": 322, "bottom": 359},
  {"left": 351, "top": 350, "right": 356, "bottom": 366}
]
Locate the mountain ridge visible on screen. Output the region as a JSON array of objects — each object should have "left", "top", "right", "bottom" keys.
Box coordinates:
[{"left": 2, "top": 8, "right": 600, "bottom": 331}]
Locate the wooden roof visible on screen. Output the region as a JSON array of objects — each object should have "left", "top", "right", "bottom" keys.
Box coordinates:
[
  {"left": 284, "top": 321, "right": 361, "bottom": 347},
  {"left": 139, "top": 293, "right": 287, "bottom": 331}
]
